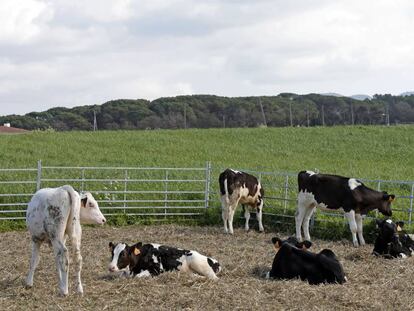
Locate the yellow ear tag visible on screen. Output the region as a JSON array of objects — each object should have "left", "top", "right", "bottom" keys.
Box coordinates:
[
  {"left": 133, "top": 248, "right": 141, "bottom": 256},
  {"left": 389, "top": 197, "right": 395, "bottom": 203},
  {"left": 397, "top": 225, "right": 402, "bottom": 232}
]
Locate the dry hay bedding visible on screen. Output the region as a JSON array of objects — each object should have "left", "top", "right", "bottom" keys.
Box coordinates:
[{"left": 1, "top": 224, "right": 414, "bottom": 311}]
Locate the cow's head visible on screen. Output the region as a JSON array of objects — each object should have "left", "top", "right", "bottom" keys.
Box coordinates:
[
  {"left": 271, "top": 236, "right": 312, "bottom": 253},
  {"left": 378, "top": 192, "right": 395, "bottom": 217},
  {"left": 376, "top": 219, "right": 398, "bottom": 241},
  {"left": 79, "top": 192, "right": 106, "bottom": 225},
  {"left": 108, "top": 242, "right": 142, "bottom": 272}
]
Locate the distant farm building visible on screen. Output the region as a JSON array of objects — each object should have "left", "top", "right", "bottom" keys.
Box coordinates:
[{"left": 0, "top": 123, "right": 28, "bottom": 134}]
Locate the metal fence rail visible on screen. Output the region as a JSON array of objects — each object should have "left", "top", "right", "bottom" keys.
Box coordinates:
[
  {"left": 1, "top": 162, "right": 413, "bottom": 229},
  {"left": 0, "top": 161, "right": 211, "bottom": 220}
]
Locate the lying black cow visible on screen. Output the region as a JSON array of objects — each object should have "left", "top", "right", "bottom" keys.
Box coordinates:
[
  {"left": 108, "top": 242, "right": 221, "bottom": 279},
  {"left": 267, "top": 237, "right": 346, "bottom": 285},
  {"left": 373, "top": 219, "right": 414, "bottom": 258}
]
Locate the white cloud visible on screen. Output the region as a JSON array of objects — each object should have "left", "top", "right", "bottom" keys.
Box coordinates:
[{"left": 0, "top": 0, "right": 413, "bottom": 115}]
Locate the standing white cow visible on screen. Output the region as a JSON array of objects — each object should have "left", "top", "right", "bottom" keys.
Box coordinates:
[{"left": 25, "top": 185, "right": 106, "bottom": 296}]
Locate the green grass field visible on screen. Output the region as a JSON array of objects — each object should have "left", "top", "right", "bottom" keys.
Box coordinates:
[
  {"left": 1, "top": 126, "right": 413, "bottom": 179},
  {"left": 1, "top": 125, "right": 413, "bottom": 235}
]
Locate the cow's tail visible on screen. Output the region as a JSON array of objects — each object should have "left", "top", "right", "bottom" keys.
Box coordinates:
[
  {"left": 61, "top": 185, "right": 80, "bottom": 222},
  {"left": 223, "top": 178, "right": 230, "bottom": 205}
]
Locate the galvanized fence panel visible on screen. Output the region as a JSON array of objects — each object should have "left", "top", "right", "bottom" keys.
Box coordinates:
[
  {"left": 0, "top": 161, "right": 211, "bottom": 220},
  {"left": 1, "top": 162, "right": 413, "bottom": 229}
]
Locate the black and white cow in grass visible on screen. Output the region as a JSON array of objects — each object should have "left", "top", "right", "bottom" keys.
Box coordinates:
[
  {"left": 108, "top": 242, "right": 221, "bottom": 280},
  {"left": 295, "top": 171, "right": 394, "bottom": 247},
  {"left": 219, "top": 169, "right": 264, "bottom": 234},
  {"left": 267, "top": 236, "right": 346, "bottom": 285}
]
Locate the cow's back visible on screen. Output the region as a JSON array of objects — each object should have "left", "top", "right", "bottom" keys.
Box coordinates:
[
  {"left": 219, "top": 169, "right": 260, "bottom": 197},
  {"left": 298, "top": 171, "right": 355, "bottom": 210},
  {"left": 26, "top": 187, "right": 72, "bottom": 239}
]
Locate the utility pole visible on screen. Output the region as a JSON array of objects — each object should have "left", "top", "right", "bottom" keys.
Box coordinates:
[
  {"left": 289, "top": 98, "right": 293, "bottom": 127},
  {"left": 93, "top": 110, "right": 97, "bottom": 131},
  {"left": 183, "top": 104, "right": 187, "bottom": 129},
  {"left": 306, "top": 104, "right": 310, "bottom": 127},
  {"left": 321, "top": 104, "right": 325, "bottom": 126},
  {"left": 222, "top": 115, "right": 225, "bottom": 128},
  {"left": 385, "top": 103, "right": 390, "bottom": 126},
  {"left": 258, "top": 97, "right": 267, "bottom": 127},
  {"left": 350, "top": 102, "right": 354, "bottom": 125}
]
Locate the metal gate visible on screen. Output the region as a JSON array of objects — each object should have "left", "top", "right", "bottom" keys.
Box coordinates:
[{"left": 0, "top": 161, "right": 211, "bottom": 220}]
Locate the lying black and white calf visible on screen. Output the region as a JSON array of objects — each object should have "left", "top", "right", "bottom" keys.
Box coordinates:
[
  {"left": 267, "top": 236, "right": 346, "bottom": 285},
  {"left": 108, "top": 242, "right": 221, "bottom": 280},
  {"left": 373, "top": 219, "right": 414, "bottom": 258}
]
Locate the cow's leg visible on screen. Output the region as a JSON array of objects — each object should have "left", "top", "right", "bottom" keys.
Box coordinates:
[
  {"left": 345, "top": 210, "right": 358, "bottom": 247},
  {"left": 302, "top": 206, "right": 316, "bottom": 241},
  {"left": 51, "top": 238, "right": 69, "bottom": 296},
  {"left": 26, "top": 240, "right": 41, "bottom": 288},
  {"left": 228, "top": 205, "right": 237, "bottom": 235},
  {"left": 295, "top": 203, "right": 307, "bottom": 242},
  {"left": 221, "top": 196, "right": 229, "bottom": 234},
  {"left": 71, "top": 229, "right": 83, "bottom": 294},
  {"left": 244, "top": 206, "right": 250, "bottom": 231},
  {"left": 257, "top": 204, "right": 264, "bottom": 232},
  {"left": 355, "top": 213, "right": 365, "bottom": 246}
]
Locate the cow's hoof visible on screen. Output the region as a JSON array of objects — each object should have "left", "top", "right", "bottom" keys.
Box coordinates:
[{"left": 25, "top": 284, "right": 32, "bottom": 290}]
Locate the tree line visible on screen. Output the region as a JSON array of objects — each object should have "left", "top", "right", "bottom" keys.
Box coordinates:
[{"left": 1, "top": 93, "right": 414, "bottom": 131}]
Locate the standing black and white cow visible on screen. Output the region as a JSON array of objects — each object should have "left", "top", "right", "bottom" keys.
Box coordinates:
[
  {"left": 108, "top": 242, "right": 221, "bottom": 280},
  {"left": 219, "top": 169, "right": 264, "bottom": 234},
  {"left": 295, "top": 171, "right": 394, "bottom": 247},
  {"left": 267, "top": 236, "right": 346, "bottom": 285},
  {"left": 26, "top": 185, "right": 106, "bottom": 296}
]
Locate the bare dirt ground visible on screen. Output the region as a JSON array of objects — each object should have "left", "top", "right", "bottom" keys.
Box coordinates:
[{"left": 1, "top": 224, "right": 414, "bottom": 311}]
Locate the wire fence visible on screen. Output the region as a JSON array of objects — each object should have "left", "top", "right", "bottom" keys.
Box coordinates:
[{"left": 0, "top": 162, "right": 413, "bottom": 229}]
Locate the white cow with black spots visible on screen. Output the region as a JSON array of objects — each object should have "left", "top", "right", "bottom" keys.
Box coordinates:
[{"left": 25, "top": 185, "right": 106, "bottom": 296}]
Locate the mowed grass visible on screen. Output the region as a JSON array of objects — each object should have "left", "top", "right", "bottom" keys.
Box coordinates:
[{"left": 1, "top": 125, "right": 413, "bottom": 180}]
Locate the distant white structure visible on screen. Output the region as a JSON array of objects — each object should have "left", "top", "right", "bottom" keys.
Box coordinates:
[{"left": 3, "top": 123, "right": 10, "bottom": 127}]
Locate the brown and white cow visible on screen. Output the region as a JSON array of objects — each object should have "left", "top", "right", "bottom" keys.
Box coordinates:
[
  {"left": 26, "top": 185, "right": 106, "bottom": 296},
  {"left": 219, "top": 169, "right": 264, "bottom": 234},
  {"left": 295, "top": 171, "right": 394, "bottom": 247}
]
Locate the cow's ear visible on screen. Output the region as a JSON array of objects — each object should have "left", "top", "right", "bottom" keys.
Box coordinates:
[
  {"left": 396, "top": 221, "right": 404, "bottom": 231},
  {"left": 376, "top": 219, "right": 383, "bottom": 228},
  {"left": 388, "top": 194, "right": 396, "bottom": 202},
  {"left": 133, "top": 246, "right": 141, "bottom": 256},
  {"left": 109, "top": 242, "right": 114, "bottom": 250},
  {"left": 301, "top": 240, "right": 312, "bottom": 250},
  {"left": 271, "top": 237, "right": 282, "bottom": 249}
]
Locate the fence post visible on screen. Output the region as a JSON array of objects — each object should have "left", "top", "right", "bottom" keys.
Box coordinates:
[
  {"left": 409, "top": 183, "right": 414, "bottom": 226},
  {"left": 124, "top": 170, "right": 128, "bottom": 214},
  {"left": 376, "top": 181, "right": 381, "bottom": 218},
  {"left": 283, "top": 175, "right": 289, "bottom": 213},
  {"left": 36, "top": 160, "right": 42, "bottom": 191},
  {"left": 205, "top": 161, "right": 211, "bottom": 209},
  {"left": 164, "top": 170, "right": 169, "bottom": 217}
]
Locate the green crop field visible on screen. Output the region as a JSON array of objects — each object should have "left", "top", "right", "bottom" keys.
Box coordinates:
[
  {"left": 1, "top": 125, "right": 413, "bottom": 235},
  {"left": 1, "top": 126, "right": 413, "bottom": 178}
]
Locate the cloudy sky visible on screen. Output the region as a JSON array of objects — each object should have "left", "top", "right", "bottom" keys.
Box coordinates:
[{"left": 1, "top": 0, "right": 413, "bottom": 115}]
